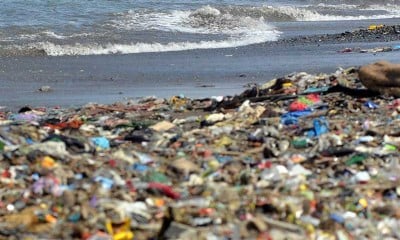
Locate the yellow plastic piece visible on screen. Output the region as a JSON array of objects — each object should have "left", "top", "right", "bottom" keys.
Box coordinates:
[
  {"left": 359, "top": 198, "right": 368, "bottom": 208},
  {"left": 299, "top": 184, "right": 308, "bottom": 191},
  {"left": 208, "top": 159, "right": 220, "bottom": 170},
  {"left": 368, "top": 24, "right": 384, "bottom": 30},
  {"left": 215, "top": 135, "right": 233, "bottom": 147},
  {"left": 41, "top": 156, "right": 56, "bottom": 168},
  {"left": 282, "top": 82, "right": 294, "bottom": 88},
  {"left": 106, "top": 218, "right": 134, "bottom": 240}
]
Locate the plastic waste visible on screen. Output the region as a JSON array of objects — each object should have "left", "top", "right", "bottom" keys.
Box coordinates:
[
  {"left": 91, "top": 137, "right": 110, "bottom": 149},
  {"left": 105, "top": 218, "right": 134, "bottom": 240},
  {"left": 346, "top": 154, "right": 367, "bottom": 166},
  {"left": 307, "top": 117, "right": 329, "bottom": 137},
  {"left": 281, "top": 110, "right": 312, "bottom": 125},
  {"left": 289, "top": 94, "right": 321, "bottom": 112},
  {"left": 1, "top": 65, "right": 400, "bottom": 239},
  {"left": 364, "top": 101, "right": 378, "bottom": 109}
]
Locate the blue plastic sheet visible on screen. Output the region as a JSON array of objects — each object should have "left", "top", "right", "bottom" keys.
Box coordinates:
[
  {"left": 303, "top": 86, "right": 330, "bottom": 93},
  {"left": 330, "top": 213, "right": 345, "bottom": 224},
  {"left": 94, "top": 176, "right": 114, "bottom": 189},
  {"left": 307, "top": 117, "right": 329, "bottom": 137},
  {"left": 133, "top": 163, "right": 150, "bottom": 172},
  {"left": 91, "top": 137, "right": 110, "bottom": 149},
  {"left": 281, "top": 110, "right": 313, "bottom": 125}
]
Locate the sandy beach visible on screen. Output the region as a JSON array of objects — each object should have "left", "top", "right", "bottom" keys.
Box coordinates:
[
  {"left": 1, "top": 19, "right": 399, "bottom": 110},
  {"left": 1, "top": 1, "right": 400, "bottom": 110}
]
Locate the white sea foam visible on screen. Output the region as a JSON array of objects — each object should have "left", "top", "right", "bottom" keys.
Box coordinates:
[
  {"left": 110, "top": 6, "right": 276, "bottom": 36},
  {"left": 314, "top": 3, "right": 359, "bottom": 9},
  {"left": 1, "top": 31, "right": 91, "bottom": 43},
  {"left": 42, "top": 31, "right": 90, "bottom": 39},
  {"left": 366, "top": 4, "right": 400, "bottom": 15},
  {"left": 25, "top": 30, "right": 279, "bottom": 56},
  {"left": 312, "top": 2, "right": 400, "bottom": 17},
  {"left": 41, "top": 5, "right": 279, "bottom": 56},
  {"left": 8, "top": 4, "right": 399, "bottom": 56},
  {"left": 109, "top": 9, "right": 193, "bottom": 33},
  {"left": 264, "top": 5, "right": 400, "bottom": 21}
]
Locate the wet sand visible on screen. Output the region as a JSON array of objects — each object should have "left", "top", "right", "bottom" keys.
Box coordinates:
[{"left": 0, "top": 27, "right": 399, "bottom": 110}]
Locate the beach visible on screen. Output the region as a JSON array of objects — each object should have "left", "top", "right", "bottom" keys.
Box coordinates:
[
  {"left": 2, "top": 1, "right": 400, "bottom": 239},
  {"left": 1, "top": 1, "right": 400, "bottom": 109},
  {"left": 1, "top": 19, "right": 400, "bottom": 109},
  {"left": 3, "top": 52, "right": 400, "bottom": 239}
]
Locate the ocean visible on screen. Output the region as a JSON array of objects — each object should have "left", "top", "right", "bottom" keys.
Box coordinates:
[{"left": 1, "top": 0, "right": 400, "bottom": 56}]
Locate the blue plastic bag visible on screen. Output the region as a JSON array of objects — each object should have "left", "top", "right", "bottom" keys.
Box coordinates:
[
  {"left": 91, "top": 137, "right": 110, "bottom": 149},
  {"left": 94, "top": 176, "right": 114, "bottom": 189},
  {"left": 307, "top": 117, "right": 329, "bottom": 137},
  {"left": 281, "top": 110, "right": 313, "bottom": 125},
  {"left": 363, "top": 101, "right": 378, "bottom": 109}
]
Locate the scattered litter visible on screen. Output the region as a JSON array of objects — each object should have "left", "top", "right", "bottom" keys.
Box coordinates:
[{"left": 1, "top": 61, "right": 400, "bottom": 239}]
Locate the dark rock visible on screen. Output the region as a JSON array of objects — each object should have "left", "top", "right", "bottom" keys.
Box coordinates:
[
  {"left": 18, "top": 106, "right": 32, "bottom": 113},
  {"left": 359, "top": 61, "right": 400, "bottom": 96}
]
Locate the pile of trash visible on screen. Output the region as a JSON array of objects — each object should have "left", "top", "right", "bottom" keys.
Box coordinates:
[
  {"left": 339, "top": 45, "right": 400, "bottom": 54},
  {"left": 2, "top": 62, "right": 400, "bottom": 239}
]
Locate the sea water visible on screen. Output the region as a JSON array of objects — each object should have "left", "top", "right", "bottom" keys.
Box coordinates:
[{"left": 0, "top": 0, "right": 399, "bottom": 56}]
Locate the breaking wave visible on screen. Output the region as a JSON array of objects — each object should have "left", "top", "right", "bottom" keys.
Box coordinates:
[
  {"left": 10, "top": 34, "right": 279, "bottom": 56},
  {"left": 2, "top": 3, "right": 399, "bottom": 56},
  {"left": 8, "top": 5, "right": 281, "bottom": 56},
  {"left": 309, "top": 0, "right": 400, "bottom": 5},
  {"left": 269, "top": 5, "right": 400, "bottom": 21},
  {"left": 205, "top": 4, "right": 400, "bottom": 22},
  {"left": 110, "top": 5, "right": 277, "bottom": 36},
  {"left": 111, "top": 4, "right": 400, "bottom": 32}
]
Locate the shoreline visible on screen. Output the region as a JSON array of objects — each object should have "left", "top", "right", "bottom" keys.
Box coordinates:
[
  {"left": 2, "top": 18, "right": 400, "bottom": 239},
  {"left": 275, "top": 24, "right": 400, "bottom": 46},
  {"left": 0, "top": 24, "right": 399, "bottom": 110}
]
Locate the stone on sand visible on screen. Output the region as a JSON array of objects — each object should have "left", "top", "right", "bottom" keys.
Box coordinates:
[
  {"left": 359, "top": 61, "right": 400, "bottom": 96},
  {"left": 38, "top": 85, "right": 52, "bottom": 92}
]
